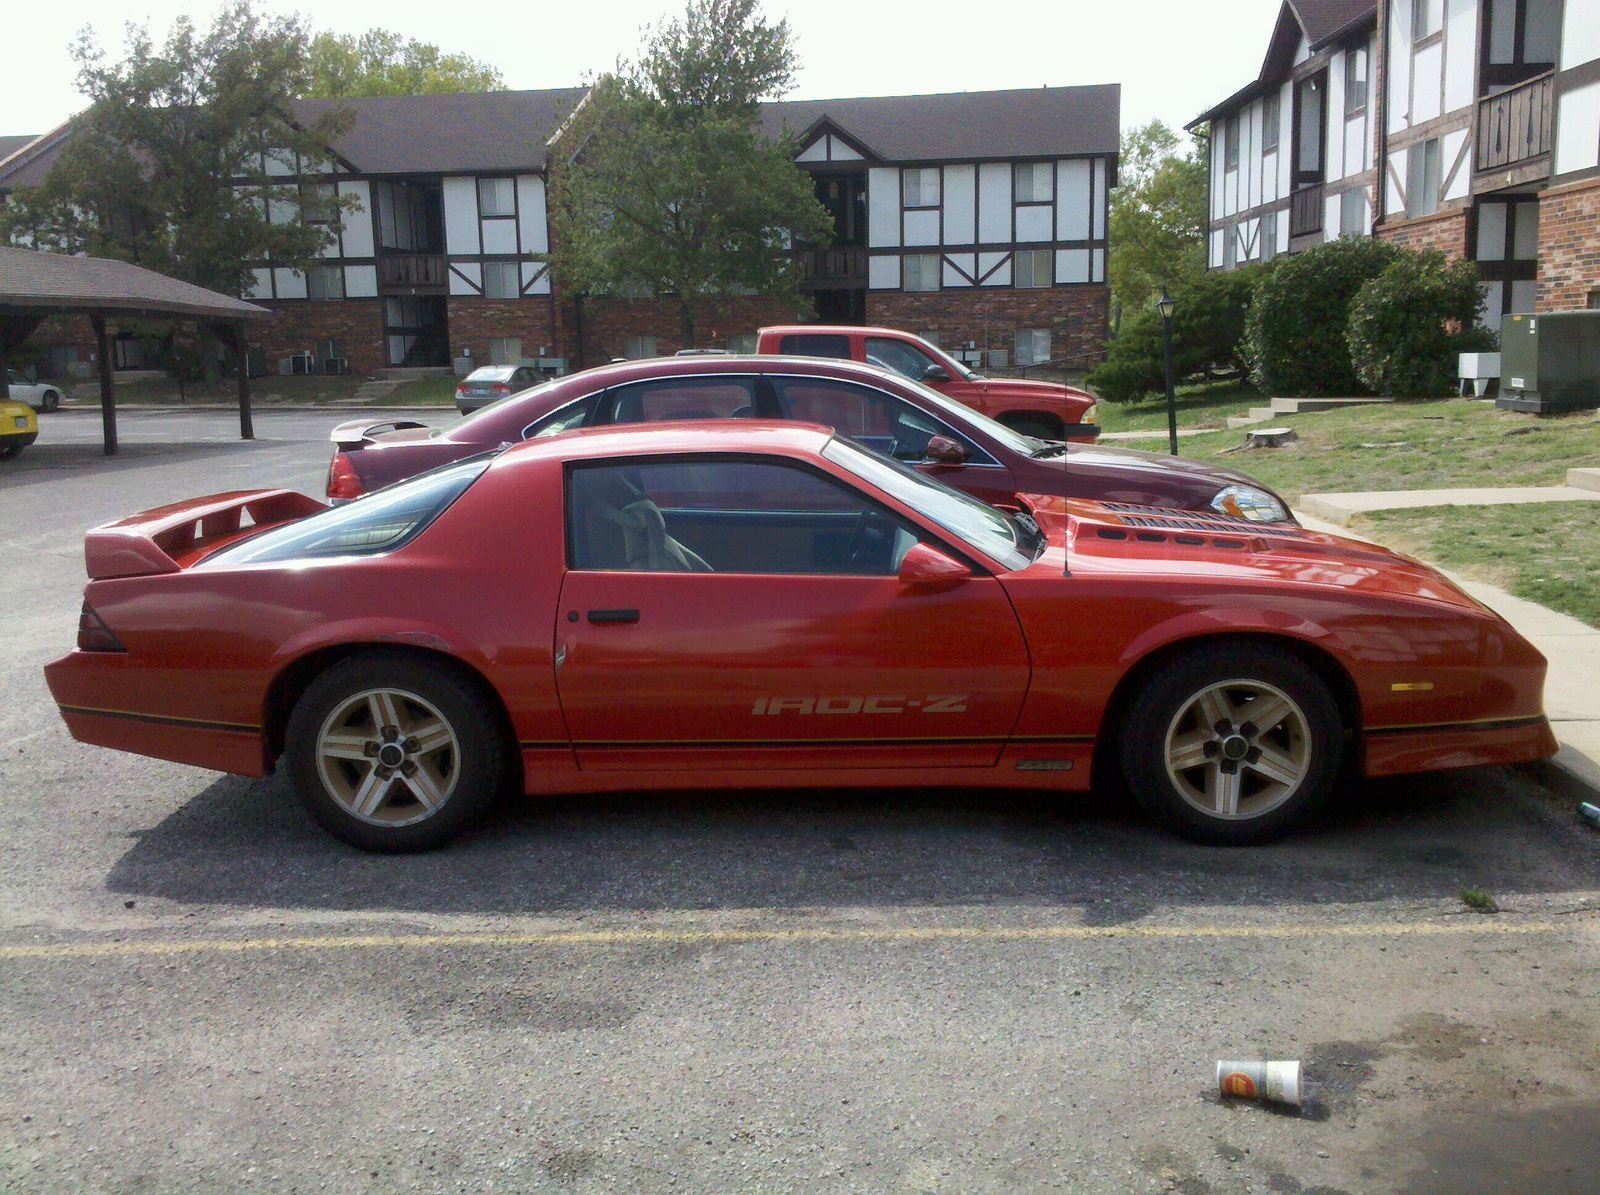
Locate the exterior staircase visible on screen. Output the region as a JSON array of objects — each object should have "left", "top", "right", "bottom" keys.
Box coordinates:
[{"left": 1225, "top": 396, "right": 1394, "bottom": 429}]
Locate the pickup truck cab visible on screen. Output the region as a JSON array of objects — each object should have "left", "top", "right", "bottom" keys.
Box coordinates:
[{"left": 756, "top": 325, "right": 1098, "bottom": 441}]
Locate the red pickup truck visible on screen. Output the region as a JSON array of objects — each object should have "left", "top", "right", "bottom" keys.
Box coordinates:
[{"left": 755, "top": 325, "right": 1099, "bottom": 441}]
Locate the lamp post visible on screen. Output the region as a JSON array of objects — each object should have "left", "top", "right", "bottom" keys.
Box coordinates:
[{"left": 1157, "top": 289, "right": 1178, "bottom": 456}]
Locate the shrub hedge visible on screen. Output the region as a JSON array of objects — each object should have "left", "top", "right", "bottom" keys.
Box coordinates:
[
  {"left": 1086, "top": 268, "right": 1258, "bottom": 403},
  {"left": 1346, "top": 251, "right": 1496, "bottom": 397}
]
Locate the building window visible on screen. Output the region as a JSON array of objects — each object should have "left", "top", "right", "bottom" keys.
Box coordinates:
[
  {"left": 482, "top": 261, "right": 520, "bottom": 298},
  {"left": 1339, "top": 188, "right": 1366, "bottom": 235},
  {"left": 918, "top": 329, "right": 939, "bottom": 347},
  {"left": 623, "top": 335, "right": 658, "bottom": 360},
  {"left": 306, "top": 265, "right": 344, "bottom": 301},
  {"left": 1014, "top": 162, "right": 1053, "bottom": 204},
  {"left": 1015, "top": 328, "right": 1051, "bottom": 367},
  {"left": 489, "top": 337, "right": 522, "bottom": 366},
  {"left": 902, "top": 253, "right": 940, "bottom": 292},
  {"left": 902, "top": 168, "right": 940, "bottom": 209},
  {"left": 1412, "top": 0, "right": 1442, "bottom": 39},
  {"left": 1261, "top": 213, "right": 1278, "bottom": 260},
  {"left": 1224, "top": 115, "right": 1241, "bottom": 172},
  {"left": 300, "top": 183, "right": 337, "bottom": 224},
  {"left": 1344, "top": 46, "right": 1368, "bottom": 116},
  {"left": 1013, "top": 249, "right": 1053, "bottom": 288},
  {"left": 1262, "top": 92, "right": 1281, "bottom": 155},
  {"left": 1588, "top": 290, "right": 1600, "bottom": 310},
  {"left": 1406, "top": 139, "right": 1441, "bottom": 217},
  {"left": 478, "top": 177, "right": 515, "bottom": 218},
  {"left": 727, "top": 333, "right": 758, "bottom": 354},
  {"left": 1223, "top": 225, "right": 1237, "bottom": 268}
]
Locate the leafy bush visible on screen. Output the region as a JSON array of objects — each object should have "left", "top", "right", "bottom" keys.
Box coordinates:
[
  {"left": 1243, "top": 237, "right": 1400, "bottom": 396},
  {"left": 1346, "top": 252, "right": 1496, "bottom": 397},
  {"left": 1087, "top": 267, "right": 1259, "bottom": 403}
]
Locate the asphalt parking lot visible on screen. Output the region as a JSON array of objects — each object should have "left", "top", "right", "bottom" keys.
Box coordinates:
[{"left": 2, "top": 408, "right": 1599, "bottom": 1193}]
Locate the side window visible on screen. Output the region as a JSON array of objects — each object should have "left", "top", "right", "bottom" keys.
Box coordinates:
[
  {"left": 864, "top": 336, "right": 942, "bottom": 382},
  {"left": 777, "top": 333, "right": 853, "bottom": 360},
  {"left": 598, "top": 377, "right": 758, "bottom": 424},
  {"left": 524, "top": 394, "right": 597, "bottom": 439},
  {"left": 771, "top": 378, "right": 966, "bottom": 463},
  {"left": 567, "top": 457, "right": 919, "bottom": 576}
]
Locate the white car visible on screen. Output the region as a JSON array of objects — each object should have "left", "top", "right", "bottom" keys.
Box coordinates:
[{"left": 6, "top": 370, "right": 63, "bottom": 414}]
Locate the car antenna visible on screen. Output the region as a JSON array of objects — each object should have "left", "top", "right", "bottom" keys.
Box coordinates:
[{"left": 1061, "top": 437, "right": 1071, "bottom": 577}]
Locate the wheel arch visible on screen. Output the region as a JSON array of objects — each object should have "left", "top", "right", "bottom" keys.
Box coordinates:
[
  {"left": 1089, "top": 630, "right": 1363, "bottom": 789},
  {"left": 261, "top": 642, "right": 522, "bottom": 789},
  {"left": 995, "top": 409, "right": 1067, "bottom": 437}
]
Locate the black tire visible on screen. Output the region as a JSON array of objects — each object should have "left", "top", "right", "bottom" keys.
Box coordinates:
[
  {"left": 285, "top": 651, "right": 507, "bottom": 852},
  {"left": 0, "top": 442, "right": 21, "bottom": 461},
  {"left": 1118, "top": 642, "right": 1344, "bottom": 845},
  {"left": 999, "top": 413, "right": 1064, "bottom": 441},
  {"left": 42, "top": 391, "right": 60, "bottom": 413}
]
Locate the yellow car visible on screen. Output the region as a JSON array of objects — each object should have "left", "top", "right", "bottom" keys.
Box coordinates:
[{"left": 0, "top": 397, "right": 38, "bottom": 460}]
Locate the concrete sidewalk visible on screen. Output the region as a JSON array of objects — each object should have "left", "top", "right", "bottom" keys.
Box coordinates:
[
  {"left": 1299, "top": 467, "right": 1600, "bottom": 525},
  {"left": 1296, "top": 509, "right": 1600, "bottom": 795}
]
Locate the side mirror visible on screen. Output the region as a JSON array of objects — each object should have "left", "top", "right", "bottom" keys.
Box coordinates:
[
  {"left": 921, "top": 364, "right": 951, "bottom": 383},
  {"left": 897, "top": 542, "right": 970, "bottom": 592},
  {"left": 923, "top": 435, "right": 969, "bottom": 466}
]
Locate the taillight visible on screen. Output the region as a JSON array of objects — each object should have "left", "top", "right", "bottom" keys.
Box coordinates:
[
  {"left": 491, "top": 383, "right": 512, "bottom": 393},
  {"left": 78, "top": 602, "right": 126, "bottom": 652},
  {"left": 326, "top": 451, "right": 366, "bottom": 501},
  {"left": 456, "top": 384, "right": 469, "bottom": 396}
]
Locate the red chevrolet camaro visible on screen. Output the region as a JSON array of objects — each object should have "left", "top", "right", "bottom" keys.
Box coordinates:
[{"left": 47, "top": 423, "right": 1554, "bottom": 852}]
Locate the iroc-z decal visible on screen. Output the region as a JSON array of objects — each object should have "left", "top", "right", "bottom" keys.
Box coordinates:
[{"left": 751, "top": 695, "right": 969, "bottom": 715}]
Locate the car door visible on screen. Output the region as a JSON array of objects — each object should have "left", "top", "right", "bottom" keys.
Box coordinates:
[
  {"left": 553, "top": 453, "right": 1031, "bottom": 772},
  {"left": 767, "top": 376, "right": 1020, "bottom": 509}
]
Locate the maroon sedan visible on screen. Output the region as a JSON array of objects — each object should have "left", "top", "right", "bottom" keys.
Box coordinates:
[{"left": 327, "top": 356, "right": 1293, "bottom": 522}]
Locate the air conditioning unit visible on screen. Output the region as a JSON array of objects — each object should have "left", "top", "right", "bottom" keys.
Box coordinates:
[
  {"left": 323, "top": 357, "right": 349, "bottom": 375},
  {"left": 1497, "top": 312, "right": 1600, "bottom": 414}
]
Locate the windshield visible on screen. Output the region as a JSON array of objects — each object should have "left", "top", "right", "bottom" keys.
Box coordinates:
[
  {"left": 198, "top": 455, "right": 491, "bottom": 566},
  {"left": 822, "top": 437, "right": 1039, "bottom": 570},
  {"left": 883, "top": 372, "right": 1051, "bottom": 456}
]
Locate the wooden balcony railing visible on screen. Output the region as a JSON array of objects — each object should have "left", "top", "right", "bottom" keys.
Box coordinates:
[
  {"left": 795, "top": 246, "right": 867, "bottom": 286},
  {"left": 1290, "top": 183, "right": 1324, "bottom": 238},
  {"left": 378, "top": 253, "right": 448, "bottom": 290},
  {"left": 1477, "top": 72, "right": 1554, "bottom": 173}
]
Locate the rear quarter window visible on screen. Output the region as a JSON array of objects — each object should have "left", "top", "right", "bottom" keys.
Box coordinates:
[{"left": 778, "top": 334, "right": 853, "bottom": 360}]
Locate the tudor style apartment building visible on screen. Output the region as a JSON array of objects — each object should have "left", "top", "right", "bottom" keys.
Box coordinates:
[
  {"left": 0, "top": 84, "right": 1119, "bottom": 377},
  {"left": 1192, "top": 0, "right": 1600, "bottom": 327}
]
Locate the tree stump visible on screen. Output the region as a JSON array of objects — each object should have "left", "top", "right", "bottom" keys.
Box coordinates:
[{"left": 1245, "top": 427, "right": 1298, "bottom": 448}]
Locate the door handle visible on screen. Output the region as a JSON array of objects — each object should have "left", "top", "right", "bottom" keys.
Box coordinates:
[{"left": 587, "top": 608, "right": 640, "bottom": 624}]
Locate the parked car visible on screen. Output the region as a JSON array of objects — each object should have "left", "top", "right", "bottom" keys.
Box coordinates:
[
  {"left": 755, "top": 325, "right": 1098, "bottom": 440},
  {"left": 454, "top": 364, "right": 540, "bottom": 414},
  {"left": 0, "top": 397, "right": 38, "bottom": 459},
  {"left": 6, "top": 370, "right": 63, "bottom": 414},
  {"left": 47, "top": 421, "right": 1554, "bottom": 852},
  {"left": 327, "top": 356, "right": 1292, "bottom": 522}
]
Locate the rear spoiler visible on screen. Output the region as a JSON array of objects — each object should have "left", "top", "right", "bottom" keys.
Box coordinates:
[
  {"left": 85, "top": 490, "right": 326, "bottom": 580},
  {"left": 330, "top": 418, "right": 432, "bottom": 448}
]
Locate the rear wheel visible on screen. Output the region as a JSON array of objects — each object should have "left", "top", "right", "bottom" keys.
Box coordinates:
[
  {"left": 1119, "top": 643, "right": 1343, "bottom": 845},
  {"left": 285, "top": 653, "right": 506, "bottom": 852},
  {"left": 42, "top": 391, "right": 60, "bottom": 413},
  {"left": 0, "top": 442, "right": 22, "bottom": 461}
]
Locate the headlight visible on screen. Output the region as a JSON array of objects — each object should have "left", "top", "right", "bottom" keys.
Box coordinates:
[
  {"left": 1079, "top": 403, "right": 1098, "bottom": 425},
  {"left": 1211, "top": 484, "right": 1289, "bottom": 523}
]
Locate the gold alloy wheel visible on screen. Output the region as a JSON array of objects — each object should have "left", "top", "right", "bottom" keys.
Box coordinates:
[
  {"left": 315, "top": 688, "right": 461, "bottom": 827},
  {"left": 1162, "top": 679, "right": 1312, "bottom": 820}
]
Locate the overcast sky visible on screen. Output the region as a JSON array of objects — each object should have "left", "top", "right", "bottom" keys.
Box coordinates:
[{"left": 3, "top": 0, "right": 1281, "bottom": 141}]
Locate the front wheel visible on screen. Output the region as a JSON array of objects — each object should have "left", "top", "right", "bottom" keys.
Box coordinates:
[
  {"left": 1118, "top": 643, "right": 1344, "bottom": 845},
  {"left": 42, "top": 391, "right": 60, "bottom": 413},
  {"left": 285, "top": 653, "right": 507, "bottom": 852}
]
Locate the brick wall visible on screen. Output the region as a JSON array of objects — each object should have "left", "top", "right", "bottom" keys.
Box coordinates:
[
  {"left": 447, "top": 296, "right": 561, "bottom": 365},
  {"left": 1537, "top": 177, "right": 1600, "bottom": 312},
  {"left": 554, "top": 294, "right": 802, "bottom": 370},
  {"left": 867, "top": 285, "right": 1110, "bottom": 366},
  {"left": 1374, "top": 207, "right": 1469, "bottom": 259},
  {"left": 257, "top": 299, "right": 384, "bottom": 374}
]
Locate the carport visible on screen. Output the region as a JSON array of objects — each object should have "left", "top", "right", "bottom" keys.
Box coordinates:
[{"left": 0, "top": 245, "right": 271, "bottom": 455}]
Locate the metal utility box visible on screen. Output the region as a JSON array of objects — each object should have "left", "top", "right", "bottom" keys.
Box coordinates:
[{"left": 1496, "top": 311, "right": 1600, "bottom": 413}]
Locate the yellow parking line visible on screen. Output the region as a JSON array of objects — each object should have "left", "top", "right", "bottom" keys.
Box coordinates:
[{"left": 0, "top": 915, "right": 1586, "bottom": 961}]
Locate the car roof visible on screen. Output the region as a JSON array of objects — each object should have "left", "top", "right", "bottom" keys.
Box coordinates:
[
  {"left": 465, "top": 365, "right": 520, "bottom": 377},
  {"left": 499, "top": 418, "right": 837, "bottom": 466},
  {"left": 759, "top": 325, "right": 926, "bottom": 340}
]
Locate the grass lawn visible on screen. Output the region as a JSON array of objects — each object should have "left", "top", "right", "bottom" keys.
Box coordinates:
[
  {"left": 385, "top": 376, "right": 460, "bottom": 406},
  {"left": 1359, "top": 503, "right": 1600, "bottom": 628},
  {"left": 1095, "top": 380, "right": 1264, "bottom": 434},
  {"left": 64, "top": 374, "right": 365, "bottom": 406},
  {"left": 1165, "top": 398, "right": 1600, "bottom": 505}
]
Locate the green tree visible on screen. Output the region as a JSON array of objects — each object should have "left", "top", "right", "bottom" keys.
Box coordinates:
[
  {"left": 1107, "top": 120, "right": 1208, "bottom": 322},
  {"left": 1243, "top": 236, "right": 1402, "bottom": 396},
  {"left": 0, "top": 2, "right": 349, "bottom": 298},
  {"left": 304, "top": 29, "right": 504, "bottom": 98},
  {"left": 547, "top": 0, "right": 833, "bottom": 345},
  {"left": 1347, "top": 252, "right": 1495, "bottom": 397},
  {"left": 1087, "top": 267, "right": 1258, "bottom": 403}
]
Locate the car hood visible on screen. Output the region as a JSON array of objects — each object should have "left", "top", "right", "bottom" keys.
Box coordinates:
[
  {"left": 1062, "top": 441, "right": 1272, "bottom": 490},
  {"left": 970, "top": 377, "right": 1093, "bottom": 402}
]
